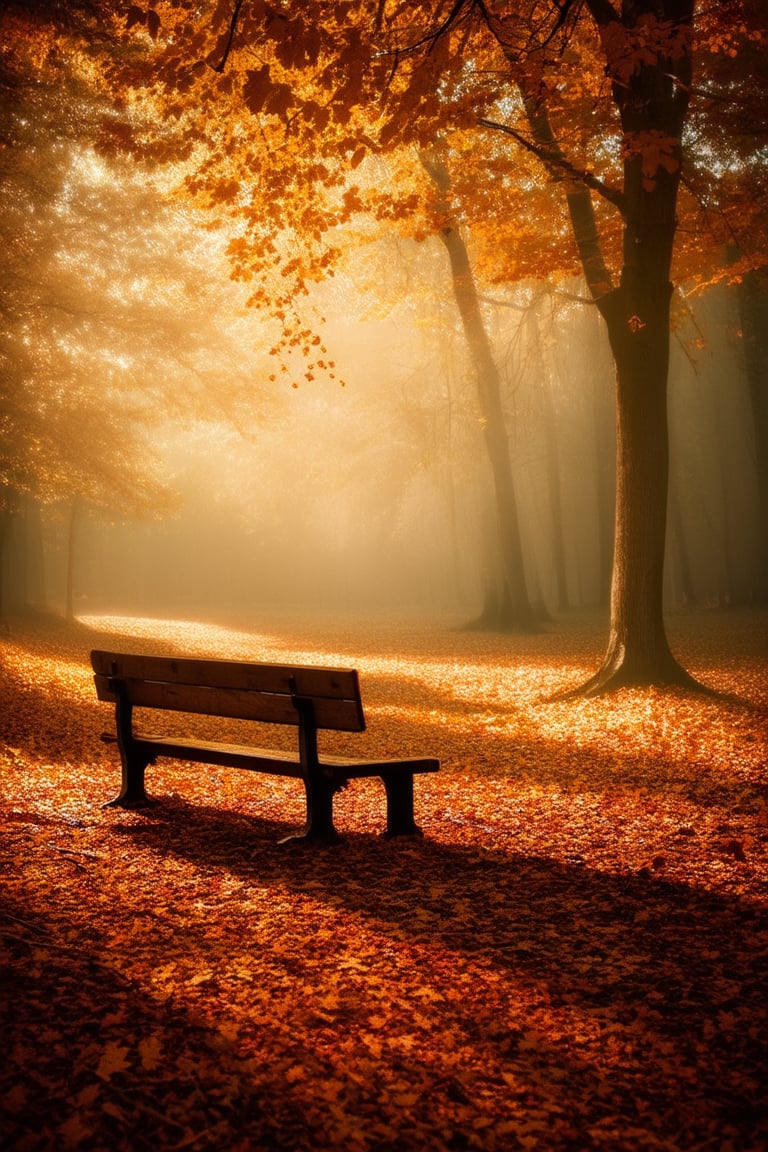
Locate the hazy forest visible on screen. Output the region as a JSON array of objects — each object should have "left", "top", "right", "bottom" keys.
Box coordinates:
[{"left": 1, "top": 2, "right": 767, "bottom": 1151}]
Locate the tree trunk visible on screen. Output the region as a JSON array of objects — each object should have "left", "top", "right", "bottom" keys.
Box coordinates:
[
  {"left": 577, "top": 281, "right": 700, "bottom": 692},
  {"left": 518, "top": 0, "right": 701, "bottom": 693},
  {"left": 64, "top": 495, "right": 83, "bottom": 622},
  {"left": 587, "top": 313, "right": 615, "bottom": 608},
  {"left": 736, "top": 266, "right": 768, "bottom": 603},
  {"left": 24, "top": 496, "right": 46, "bottom": 610},
  {"left": 422, "top": 152, "right": 537, "bottom": 630},
  {"left": 440, "top": 226, "right": 537, "bottom": 630},
  {"left": 0, "top": 510, "right": 9, "bottom": 635},
  {"left": 668, "top": 478, "right": 697, "bottom": 608},
  {"left": 541, "top": 376, "right": 569, "bottom": 612}
]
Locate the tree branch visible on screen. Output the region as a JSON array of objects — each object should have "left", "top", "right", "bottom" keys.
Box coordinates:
[
  {"left": 478, "top": 117, "right": 626, "bottom": 215},
  {"left": 378, "top": 0, "right": 471, "bottom": 59},
  {"left": 582, "top": 0, "right": 620, "bottom": 28},
  {"left": 207, "top": 0, "right": 246, "bottom": 74}
]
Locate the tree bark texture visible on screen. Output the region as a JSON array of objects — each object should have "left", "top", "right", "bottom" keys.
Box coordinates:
[
  {"left": 736, "top": 267, "right": 768, "bottom": 602},
  {"left": 589, "top": 281, "right": 698, "bottom": 688},
  {"left": 525, "top": 0, "right": 700, "bottom": 691}
]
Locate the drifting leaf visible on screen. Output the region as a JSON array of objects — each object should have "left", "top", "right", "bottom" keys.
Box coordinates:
[
  {"left": 96, "top": 1042, "right": 130, "bottom": 1081},
  {"left": 138, "top": 1034, "right": 164, "bottom": 1071},
  {"left": 2, "top": 1084, "right": 27, "bottom": 1112}
]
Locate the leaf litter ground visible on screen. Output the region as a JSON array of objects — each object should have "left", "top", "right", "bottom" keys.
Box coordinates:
[{"left": 1, "top": 607, "right": 767, "bottom": 1152}]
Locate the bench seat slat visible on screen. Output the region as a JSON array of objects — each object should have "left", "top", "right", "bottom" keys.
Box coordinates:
[
  {"left": 125, "top": 732, "right": 440, "bottom": 780},
  {"left": 131, "top": 735, "right": 306, "bottom": 776}
]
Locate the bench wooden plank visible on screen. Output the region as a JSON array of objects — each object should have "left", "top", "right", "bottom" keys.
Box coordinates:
[
  {"left": 123, "top": 735, "right": 307, "bottom": 777},
  {"left": 91, "top": 649, "right": 365, "bottom": 732},
  {"left": 91, "top": 650, "right": 363, "bottom": 705},
  {"left": 93, "top": 674, "right": 363, "bottom": 730}
]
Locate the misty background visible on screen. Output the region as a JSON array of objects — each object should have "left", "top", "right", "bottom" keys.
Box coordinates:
[{"left": 2, "top": 138, "right": 764, "bottom": 627}]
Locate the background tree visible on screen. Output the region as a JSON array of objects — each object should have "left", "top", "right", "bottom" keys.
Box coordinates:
[
  {"left": 0, "top": 22, "right": 272, "bottom": 625},
  {"left": 421, "top": 150, "right": 537, "bottom": 630},
  {"left": 736, "top": 268, "right": 768, "bottom": 603}
]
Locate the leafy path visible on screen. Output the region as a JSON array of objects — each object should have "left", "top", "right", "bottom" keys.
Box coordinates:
[{"left": 1, "top": 608, "right": 767, "bottom": 1151}]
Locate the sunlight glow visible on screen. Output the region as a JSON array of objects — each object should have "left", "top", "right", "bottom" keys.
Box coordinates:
[{"left": 74, "top": 614, "right": 767, "bottom": 785}]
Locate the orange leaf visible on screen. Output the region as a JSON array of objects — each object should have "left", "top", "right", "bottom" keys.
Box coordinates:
[{"left": 96, "top": 1042, "right": 130, "bottom": 1081}]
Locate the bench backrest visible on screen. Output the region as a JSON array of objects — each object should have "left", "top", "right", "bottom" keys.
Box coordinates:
[{"left": 90, "top": 650, "right": 366, "bottom": 732}]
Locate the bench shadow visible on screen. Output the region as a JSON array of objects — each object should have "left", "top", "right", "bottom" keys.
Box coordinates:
[
  {"left": 7, "top": 882, "right": 761, "bottom": 1152},
  {"left": 109, "top": 797, "right": 768, "bottom": 1033},
  {"left": 0, "top": 900, "right": 319, "bottom": 1149},
  {"left": 100, "top": 798, "right": 768, "bottom": 1138},
  {"left": 6, "top": 796, "right": 766, "bottom": 1147}
]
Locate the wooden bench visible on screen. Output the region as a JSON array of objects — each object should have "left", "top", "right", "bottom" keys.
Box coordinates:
[{"left": 91, "top": 650, "right": 439, "bottom": 843}]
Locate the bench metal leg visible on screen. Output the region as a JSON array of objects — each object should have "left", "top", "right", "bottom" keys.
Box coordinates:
[
  {"left": 102, "top": 751, "right": 155, "bottom": 809},
  {"left": 279, "top": 772, "right": 340, "bottom": 844},
  {"left": 278, "top": 697, "right": 341, "bottom": 844},
  {"left": 103, "top": 687, "right": 155, "bottom": 808},
  {"left": 382, "top": 773, "right": 423, "bottom": 837}
]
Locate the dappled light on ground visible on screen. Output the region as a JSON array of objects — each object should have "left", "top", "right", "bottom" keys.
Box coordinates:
[
  {"left": 2, "top": 610, "right": 767, "bottom": 1150},
  {"left": 76, "top": 614, "right": 280, "bottom": 660},
  {"left": 75, "top": 611, "right": 767, "bottom": 793}
]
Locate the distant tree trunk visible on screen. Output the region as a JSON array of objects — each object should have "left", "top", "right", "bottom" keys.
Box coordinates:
[
  {"left": 0, "top": 509, "right": 9, "bottom": 634},
  {"left": 668, "top": 481, "right": 697, "bottom": 608},
  {"left": 25, "top": 497, "right": 46, "bottom": 609},
  {"left": 587, "top": 314, "right": 615, "bottom": 608},
  {"left": 736, "top": 266, "right": 768, "bottom": 603},
  {"left": 64, "top": 495, "right": 83, "bottom": 622},
  {"left": 541, "top": 377, "right": 569, "bottom": 612},
  {"left": 0, "top": 494, "right": 41, "bottom": 618},
  {"left": 422, "top": 152, "right": 537, "bottom": 631},
  {"left": 440, "top": 360, "right": 469, "bottom": 607}
]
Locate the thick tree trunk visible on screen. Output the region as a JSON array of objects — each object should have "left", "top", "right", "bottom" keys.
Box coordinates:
[
  {"left": 578, "top": 0, "right": 699, "bottom": 692},
  {"left": 572, "top": 281, "right": 700, "bottom": 693},
  {"left": 736, "top": 266, "right": 768, "bottom": 602},
  {"left": 520, "top": 0, "right": 702, "bottom": 694}
]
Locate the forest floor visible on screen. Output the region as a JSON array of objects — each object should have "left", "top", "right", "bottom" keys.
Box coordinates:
[{"left": 1, "top": 605, "right": 767, "bottom": 1152}]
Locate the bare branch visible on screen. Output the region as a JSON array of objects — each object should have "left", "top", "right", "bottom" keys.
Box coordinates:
[
  {"left": 380, "top": 0, "right": 473, "bottom": 59},
  {"left": 478, "top": 117, "right": 626, "bottom": 214},
  {"left": 207, "top": 0, "right": 246, "bottom": 74}
]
